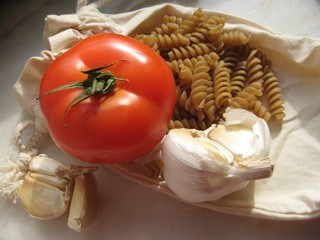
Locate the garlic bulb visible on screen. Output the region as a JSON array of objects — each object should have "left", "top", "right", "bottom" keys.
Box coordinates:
[
  {"left": 162, "top": 108, "right": 273, "bottom": 202},
  {"left": 2, "top": 153, "right": 98, "bottom": 231},
  {"left": 0, "top": 120, "right": 98, "bottom": 232},
  {"left": 17, "top": 155, "right": 72, "bottom": 219}
]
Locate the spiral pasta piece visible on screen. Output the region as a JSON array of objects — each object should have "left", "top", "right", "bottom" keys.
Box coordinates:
[
  {"left": 203, "top": 85, "right": 217, "bottom": 122},
  {"left": 188, "top": 26, "right": 209, "bottom": 44},
  {"left": 169, "top": 119, "right": 184, "bottom": 129},
  {"left": 222, "top": 30, "right": 250, "bottom": 46},
  {"left": 175, "top": 85, "right": 189, "bottom": 108},
  {"left": 213, "top": 60, "right": 232, "bottom": 107},
  {"left": 174, "top": 8, "right": 206, "bottom": 35},
  {"left": 221, "top": 51, "right": 242, "bottom": 73},
  {"left": 230, "top": 82, "right": 262, "bottom": 110},
  {"left": 164, "top": 15, "right": 183, "bottom": 25},
  {"left": 190, "top": 60, "right": 211, "bottom": 110},
  {"left": 179, "top": 64, "right": 194, "bottom": 89},
  {"left": 172, "top": 106, "right": 191, "bottom": 121},
  {"left": 154, "top": 15, "right": 182, "bottom": 34},
  {"left": 246, "top": 49, "right": 264, "bottom": 83},
  {"left": 250, "top": 100, "right": 271, "bottom": 122},
  {"left": 230, "top": 96, "right": 251, "bottom": 109},
  {"left": 237, "top": 82, "right": 263, "bottom": 100},
  {"left": 154, "top": 32, "right": 191, "bottom": 50},
  {"left": 135, "top": 34, "right": 159, "bottom": 52},
  {"left": 175, "top": 85, "right": 199, "bottom": 117},
  {"left": 168, "top": 43, "right": 215, "bottom": 60},
  {"left": 197, "top": 52, "right": 219, "bottom": 67},
  {"left": 263, "top": 68, "right": 285, "bottom": 120},
  {"left": 154, "top": 23, "right": 179, "bottom": 35},
  {"left": 169, "top": 118, "right": 208, "bottom": 130},
  {"left": 144, "top": 159, "right": 164, "bottom": 179},
  {"left": 205, "top": 15, "right": 225, "bottom": 26},
  {"left": 166, "top": 59, "right": 182, "bottom": 75},
  {"left": 230, "top": 60, "right": 247, "bottom": 94}
]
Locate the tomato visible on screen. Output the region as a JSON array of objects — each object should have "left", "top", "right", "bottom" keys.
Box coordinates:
[{"left": 38, "top": 33, "right": 176, "bottom": 164}]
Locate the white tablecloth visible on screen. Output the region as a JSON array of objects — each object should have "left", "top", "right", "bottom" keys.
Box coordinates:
[{"left": 0, "top": 0, "right": 319, "bottom": 239}]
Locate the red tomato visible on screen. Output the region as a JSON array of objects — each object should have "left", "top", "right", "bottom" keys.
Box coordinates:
[{"left": 39, "top": 33, "right": 176, "bottom": 164}]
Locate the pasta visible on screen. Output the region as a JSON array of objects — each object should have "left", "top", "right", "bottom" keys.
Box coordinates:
[
  {"left": 221, "top": 51, "right": 242, "bottom": 73},
  {"left": 230, "top": 82, "right": 263, "bottom": 110},
  {"left": 222, "top": 30, "right": 250, "bottom": 46},
  {"left": 154, "top": 15, "right": 182, "bottom": 35},
  {"left": 246, "top": 49, "right": 264, "bottom": 83},
  {"left": 251, "top": 100, "right": 271, "bottom": 122},
  {"left": 134, "top": 8, "right": 286, "bottom": 130},
  {"left": 230, "top": 60, "right": 247, "bottom": 94},
  {"left": 174, "top": 8, "right": 206, "bottom": 35},
  {"left": 169, "top": 118, "right": 209, "bottom": 130},
  {"left": 167, "top": 43, "right": 215, "bottom": 60},
  {"left": 263, "top": 67, "right": 285, "bottom": 120},
  {"left": 144, "top": 159, "right": 164, "bottom": 179},
  {"left": 213, "top": 60, "right": 232, "bottom": 107},
  {"left": 190, "top": 60, "right": 211, "bottom": 110}
]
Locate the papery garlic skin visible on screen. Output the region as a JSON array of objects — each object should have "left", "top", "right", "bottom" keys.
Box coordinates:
[
  {"left": 16, "top": 155, "right": 72, "bottom": 219},
  {"left": 17, "top": 172, "right": 71, "bottom": 219},
  {"left": 0, "top": 120, "right": 98, "bottom": 232},
  {"left": 162, "top": 108, "right": 273, "bottom": 203},
  {"left": 14, "top": 154, "right": 98, "bottom": 232},
  {"left": 68, "top": 173, "right": 98, "bottom": 232}
]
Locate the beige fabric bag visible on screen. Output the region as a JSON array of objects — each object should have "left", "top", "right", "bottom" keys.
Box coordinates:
[{"left": 13, "top": 1, "right": 320, "bottom": 220}]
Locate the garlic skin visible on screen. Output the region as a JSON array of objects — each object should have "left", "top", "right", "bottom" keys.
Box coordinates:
[
  {"left": 68, "top": 172, "right": 98, "bottom": 232},
  {"left": 17, "top": 172, "right": 71, "bottom": 219},
  {"left": 14, "top": 154, "right": 98, "bottom": 232},
  {"left": 0, "top": 120, "right": 98, "bottom": 232},
  {"left": 17, "top": 155, "right": 72, "bottom": 219},
  {"left": 162, "top": 108, "right": 273, "bottom": 203}
]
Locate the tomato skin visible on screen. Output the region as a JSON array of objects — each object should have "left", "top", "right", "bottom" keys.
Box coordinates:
[{"left": 39, "top": 33, "right": 176, "bottom": 164}]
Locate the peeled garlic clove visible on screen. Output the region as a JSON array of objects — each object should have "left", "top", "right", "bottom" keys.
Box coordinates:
[
  {"left": 17, "top": 172, "right": 70, "bottom": 219},
  {"left": 162, "top": 108, "right": 273, "bottom": 203},
  {"left": 68, "top": 172, "right": 98, "bottom": 232}
]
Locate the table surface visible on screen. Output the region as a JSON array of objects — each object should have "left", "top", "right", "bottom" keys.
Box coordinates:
[{"left": 0, "top": 0, "right": 320, "bottom": 239}]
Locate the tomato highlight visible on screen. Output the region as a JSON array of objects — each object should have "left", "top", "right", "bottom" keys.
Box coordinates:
[{"left": 38, "top": 33, "right": 176, "bottom": 164}]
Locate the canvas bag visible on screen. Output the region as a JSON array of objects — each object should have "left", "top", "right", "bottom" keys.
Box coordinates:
[{"left": 12, "top": 0, "right": 320, "bottom": 220}]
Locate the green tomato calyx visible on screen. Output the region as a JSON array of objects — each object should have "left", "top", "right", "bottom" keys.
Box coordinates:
[{"left": 37, "top": 59, "right": 129, "bottom": 127}]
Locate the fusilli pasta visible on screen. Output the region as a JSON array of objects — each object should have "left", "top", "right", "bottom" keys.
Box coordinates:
[{"left": 134, "top": 8, "right": 285, "bottom": 130}]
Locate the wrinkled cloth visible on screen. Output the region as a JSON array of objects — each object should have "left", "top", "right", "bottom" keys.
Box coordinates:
[{"left": 13, "top": 3, "right": 320, "bottom": 220}]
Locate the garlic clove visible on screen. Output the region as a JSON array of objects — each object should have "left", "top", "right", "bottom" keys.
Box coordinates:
[
  {"left": 29, "top": 154, "right": 65, "bottom": 177},
  {"left": 17, "top": 172, "right": 70, "bottom": 219},
  {"left": 162, "top": 129, "right": 235, "bottom": 202},
  {"left": 162, "top": 108, "right": 273, "bottom": 203},
  {"left": 207, "top": 108, "right": 271, "bottom": 161},
  {"left": 67, "top": 172, "right": 98, "bottom": 232},
  {"left": 28, "top": 172, "right": 70, "bottom": 191}
]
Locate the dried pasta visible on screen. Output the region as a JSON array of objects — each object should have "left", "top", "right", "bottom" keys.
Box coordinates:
[
  {"left": 135, "top": 8, "right": 286, "bottom": 130},
  {"left": 230, "top": 82, "right": 263, "bottom": 110},
  {"left": 167, "top": 43, "right": 215, "bottom": 60},
  {"left": 263, "top": 67, "right": 285, "bottom": 120},
  {"left": 213, "top": 60, "right": 232, "bottom": 107},
  {"left": 230, "top": 60, "right": 247, "bottom": 94},
  {"left": 222, "top": 30, "right": 250, "bottom": 46},
  {"left": 190, "top": 60, "right": 211, "bottom": 110}
]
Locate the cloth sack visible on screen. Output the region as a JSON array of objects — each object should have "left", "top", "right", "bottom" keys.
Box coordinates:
[{"left": 13, "top": 1, "right": 320, "bottom": 220}]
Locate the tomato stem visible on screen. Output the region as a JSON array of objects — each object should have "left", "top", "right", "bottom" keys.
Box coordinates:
[{"left": 37, "top": 59, "right": 129, "bottom": 127}]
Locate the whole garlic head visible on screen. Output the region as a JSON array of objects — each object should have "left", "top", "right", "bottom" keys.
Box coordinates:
[{"left": 162, "top": 108, "right": 273, "bottom": 202}]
